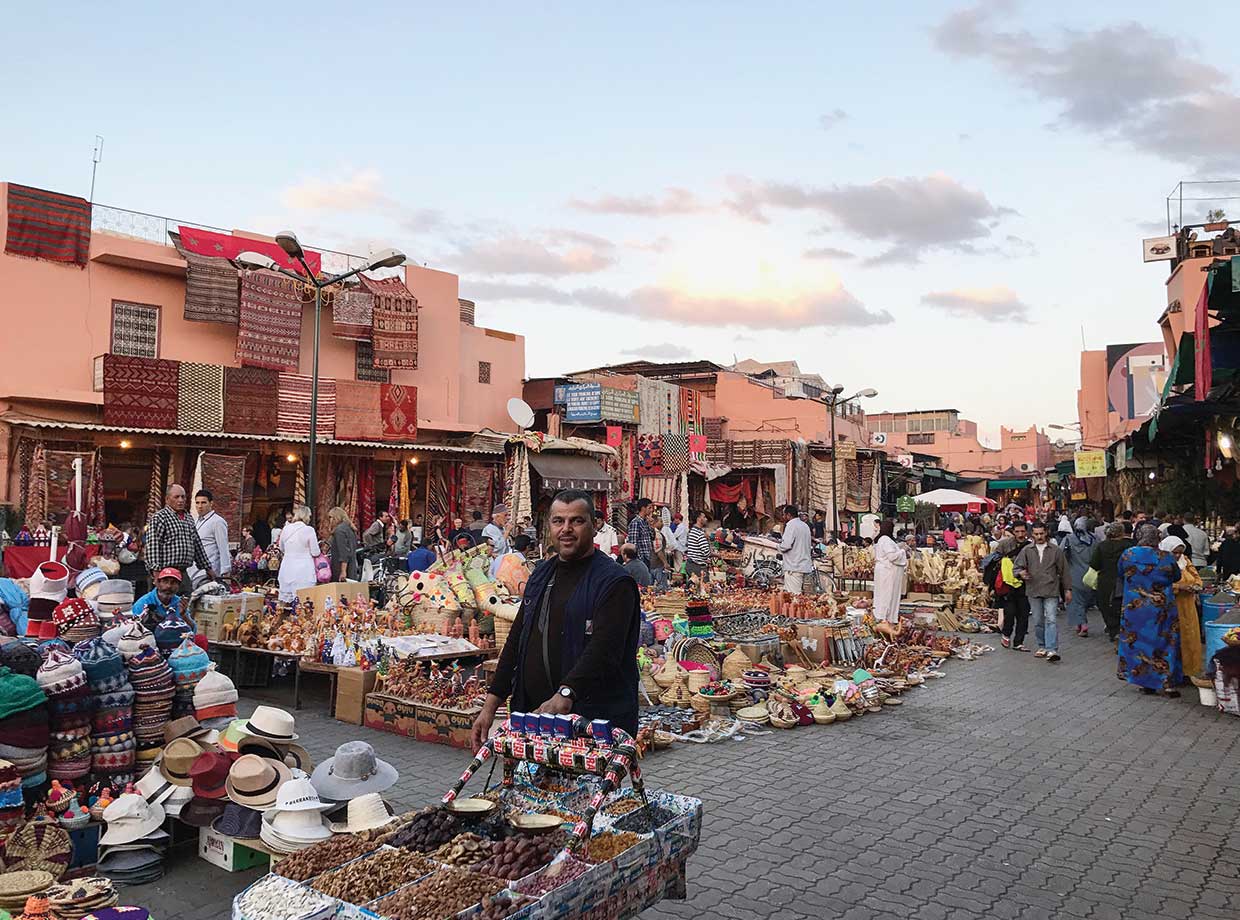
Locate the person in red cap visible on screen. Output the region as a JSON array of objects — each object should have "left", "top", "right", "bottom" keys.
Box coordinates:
[{"left": 132, "top": 567, "right": 197, "bottom": 633}]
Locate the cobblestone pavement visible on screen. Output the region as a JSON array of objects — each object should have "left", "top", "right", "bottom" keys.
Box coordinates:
[{"left": 138, "top": 631, "right": 1239, "bottom": 920}]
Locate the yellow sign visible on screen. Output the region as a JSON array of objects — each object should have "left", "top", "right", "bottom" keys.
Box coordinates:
[
  {"left": 835, "top": 441, "right": 857, "bottom": 461},
  {"left": 1073, "top": 450, "right": 1107, "bottom": 479}
]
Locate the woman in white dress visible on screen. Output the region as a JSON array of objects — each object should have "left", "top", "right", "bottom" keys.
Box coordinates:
[
  {"left": 278, "top": 504, "right": 319, "bottom": 602},
  {"left": 872, "top": 519, "right": 907, "bottom": 624}
]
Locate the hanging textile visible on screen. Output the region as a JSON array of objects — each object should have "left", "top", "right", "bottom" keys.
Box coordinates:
[
  {"left": 276, "top": 374, "right": 336, "bottom": 440},
  {"left": 708, "top": 479, "right": 754, "bottom": 505},
  {"left": 237, "top": 270, "right": 305, "bottom": 372},
  {"left": 170, "top": 233, "right": 240, "bottom": 324},
  {"left": 334, "top": 381, "right": 383, "bottom": 441},
  {"left": 428, "top": 461, "right": 451, "bottom": 525},
  {"left": 242, "top": 453, "right": 257, "bottom": 527},
  {"left": 177, "top": 362, "right": 225, "bottom": 432},
  {"left": 103, "top": 354, "right": 181, "bottom": 429},
  {"left": 200, "top": 453, "right": 247, "bottom": 537},
  {"left": 635, "top": 434, "right": 663, "bottom": 476},
  {"left": 639, "top": 476, "right": 678, "bottom": 506},
  {"left": 145, "top": 450, "right": 165, "bottom": 526},
  {"left": 1194, "top": 276, "right": 1212, "bottom": 401},
  {"left": 380, "top": 384, "right": 418, "bottom": 441},
  {"left": 223, "top": 366, "right": 278, "bottom": 435},
  {"left": 293, "top": 458, "right": 305, "bottom": 508},
  {"left": 679, "top": 472, "right": 690, "bottom": 519},
  {"left": 316, "top": 461, "right": 339, "bottom": 537},
  {"left": 5, "top": 184, "right": 90, "bottom": 266},
  {"left": 175, "top": 225, "right": 321, "bottom": 275},
  {"left": 688, "top": 475, "right": 707, "bottom": 518},
  {"left": 679, "top": 388, "right": 701, "bottom": 434},
  {"left": 46, "top": 451, "right": 89, "bottom": 519},
  {"left": 730, "top": 440, "right": 758, "bottom": 468},
  {"left": 398, "top": 461, "right": 411, "bottom": 522},
  {"left": 661, "top": 434, "right": 689, "bottom": 474},
  {"left": 636, "top": 378, "right": 681, "bottom": 435},
  {"left": 460, "top": 464, "right": 493, "bottom": 518},
  {"left": 87, "top": 448, "right": 105, "bottom": 528},
  {"left": 505, "top": 445, "right": 533, "bottom": 530},
  {"left": 620, "top": 431, "right": 636, "bottom": 500},
  {"left": 808, "top": 456, "right": 838, "bottom": 522},
  {"left": 337, "top": 462, "right": 359, "bottom": 534},
  {"left": 772, "top": 464, "right": 788, "bottom": 506},
  {"left": 387, "top": 463, "right": 400, "bottom": 518},
  {"left": 24, "top": 444, "right": 47, "bottom": 528},
  {"left": 355, "top": 340, "right": 390, "bottom": 384},
  {"left": 332, "top": 287, "right": 373, "bottom": 341},
  {"left": 360, "top": 274, "right": 418, "bottom": 368},
  {"left": 357, "top": 458, "right": 376, "bottom": 534}
]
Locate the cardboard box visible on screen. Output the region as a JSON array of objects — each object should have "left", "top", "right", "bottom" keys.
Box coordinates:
[
  {"left": 335, "top": 668, "right": 378, "bottom": 725},
  {"left": 364, "top": 692, "right": 418, "bottom": 738},
  {"left": 198, "top": 826, "right": 270, "bottom": 872},
  {"left": 414, "top": 704, "right": 479, "bottom": 750},
  {"left": 195, "top": 592, "right": 264, "bottom": 641}
]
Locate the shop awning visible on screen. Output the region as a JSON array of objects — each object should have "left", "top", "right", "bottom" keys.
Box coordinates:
[
  {"left": 987, "top": 478, "right": 1030, "bottom": 490},
  {"left": 528, "top": 452, "right": 613, "bottom": 491}
]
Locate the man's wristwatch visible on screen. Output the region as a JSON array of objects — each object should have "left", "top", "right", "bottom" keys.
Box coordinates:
[{"left": 558, "top": 686, "right": 575, "bottom": 701}]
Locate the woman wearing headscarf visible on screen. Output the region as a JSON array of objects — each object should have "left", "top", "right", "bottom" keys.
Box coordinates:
[
  {"left": 1117, "top": 525, "right": 1183, "bottom": 696},
  {"left": 872, "top": 520, "right": 907, "bottom": 625},
  {"left": 1061, "top": 516, "right": 1097, "bottom": 638},
  {"left": 1160, "top": 535, "right": 1204, "bottom": 678},
  {"left": 1089, "top": 522, "right": 1133, "bottom": 642}
]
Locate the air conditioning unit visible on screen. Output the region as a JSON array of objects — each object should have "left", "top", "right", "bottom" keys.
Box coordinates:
[{"left": 1020, "top": 463, "right": 1031, "bottom": 471}]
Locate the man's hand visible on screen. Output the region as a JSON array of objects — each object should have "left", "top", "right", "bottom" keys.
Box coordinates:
[
  {"left": 1064, "top": 589, "right": 1073, "bottom": 605},
  {"left": 207, "top": 569, "right": 219, "bottom": 582},
  {"left": 534, "top": 693, "right": 573, "bottom": 716},
  {"left": 470, "top": 694, "right": 502, "bottom": 752}
]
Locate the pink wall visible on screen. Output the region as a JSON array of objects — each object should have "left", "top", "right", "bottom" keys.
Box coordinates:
[
  {"left": 872, "top": 417, "right": 1052, "bottom": 475},
  {"left": 1077, "top": 350, "right": 1111, "bottom": 449},
  {"left": 0, "top": 183, "right": 523, "bottom": 434},
  {"left": 712, "top": 371, "right": 869, "bottom": 445}
]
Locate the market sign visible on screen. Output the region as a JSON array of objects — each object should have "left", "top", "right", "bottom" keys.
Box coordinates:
[
  {"left": 600, "top": 385, "right": 639, "bottom": 423},
  {"left": 553, "top": 384, "right": 567, "bottom": 405},
  {"left": 563, "top": 383, "right": 602, "bottom": 422},
  {"left": 1073, "top": 449, "right": 1107, "bottom": 479},
  {"left": 895, "top": 453, "right": 914, "bottom": 469},
  {"left": 835, "top": 441, "right": 857, "bottom": 460},
  {"left": 895, "top": 495, "right": 916, "bottom": 514},
  {"left": 1142, "top": 235, "right": 1176, "bottom": 263}
]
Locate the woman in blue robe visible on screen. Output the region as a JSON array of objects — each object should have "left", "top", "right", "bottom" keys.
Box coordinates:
[{"left": 1117, "top": 525, "right": 1182, "bottom": 696}]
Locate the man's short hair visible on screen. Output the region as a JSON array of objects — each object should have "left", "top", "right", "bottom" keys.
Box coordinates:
[
  {"left": 634, "top": 498, "right": 652, "bottom": 512},
  {"left": 620, "top": 544, "right": 638, "bottom": 560},
  {"left": 471, "top": 511, "right": 483, "bottom": 521},
  {"left": 552, "top": 490, "right": 596, "bottom": 517},
  {"left": 784, "top": 504, "right": 799, "bottom": 517},
  {"left": 1031, "top": 522, "right": 1046, "bottom": 531},
  {"left": 194, "top": 489, "right": 213, "bottom": 502},
  {"left": 513, "top": 535, "right": 532, "bottom": 552}
]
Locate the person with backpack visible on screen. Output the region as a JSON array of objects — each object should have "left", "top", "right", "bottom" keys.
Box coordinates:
[{"left": 995, "top": 532, "right": 1031, "bottom": 651}]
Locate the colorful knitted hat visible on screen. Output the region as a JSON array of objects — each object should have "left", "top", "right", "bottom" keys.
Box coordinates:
[
  {"left": 74, "top": 565, "right": 108, "bottom": 597},
  {"left": 126, "top": 647, "right": 172, "bottom": 685},
  {"left": 0, "top": 639, "right": 42, "bottom": 678},
  {"left": 53, "top": 598, "right": 95, "bottom": 632},
  {"left": 29, "top": 561, "right": 70, "bottom": 603},
  {"left": 167, "top": 638, "right": 209, "bottom": 685},
  {"left": 192, "top": 668, "right": 238, "bottom": 709},
  {"left": 0, "top": 666, "right": 48, "bottom": 720},
  {"left": 154, "top": 620, "right": 192, "bottom": 657},
  {"left": 115, "top": 623, "right": 156, "bottom": 662},
  {"left": 38, "top": 650, "right": 89, "bottom": 696},
  {"left": 73, "top": 638, "right": 125, "bottom": 686}
]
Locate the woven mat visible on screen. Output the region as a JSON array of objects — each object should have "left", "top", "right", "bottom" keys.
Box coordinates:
[
  {"left": 360, "top": 274, "right": 417, "bottom": 368},
  {"left": 110, "top": 301, "right": 160, "bottom": 358},
  {"left": 636, "top": 433, "right": 663, "bottom": 476},
  {"left": 355, "top": 339, "right": 390, "bottom": 383},
  {"left": 223, "top": 366, "right": 277, "bottom": 435},
  {"left": 103, "top": 354, "right": 180, "bottom": 429},
  {"left": 277, "top": 374, "right": 335, "bottom": 439},
  {"left": 334, "top": 381, "right": 383, "bottom": 441},
  {"left": 380, "top": 384, "right": 418, "bottom": 441},
  {"left": 170, "top": 232, "right": 239, "bottom": 324},
  {"left": 5, "top": 184, "right": 90, "bottom": 266},
  {"left": 200, "top": 453, "right": 246, "bottom": 536},
  {"left": 460, "top": 464, "right": 493, "bottom": 517},
  {"left": 237, "top": 270, "right": 305, "bottom": 371},
  {"left": 45, "top": 450, "right": 92, "bottom": 518},
  {"left": 661, "top": 434, "right": 689, "bottom": 474},
  {"left": 178, "top": 362, "right": 224, "bottom": 431},
  {"left": 332, "top": 287, "right": 373, "bottom": 341}
]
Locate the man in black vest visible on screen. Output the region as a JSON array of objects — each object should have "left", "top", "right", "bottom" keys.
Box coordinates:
[{"left": 472, "top": 490, "right": 641, "bottom": 750}]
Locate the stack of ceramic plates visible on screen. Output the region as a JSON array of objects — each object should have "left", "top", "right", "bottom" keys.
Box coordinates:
[
  {"left": 0, "top": 870, "right": 54, "bottom": 914},
  {"left": 45, "top": 877, "right": 119, "bottom": 919}
]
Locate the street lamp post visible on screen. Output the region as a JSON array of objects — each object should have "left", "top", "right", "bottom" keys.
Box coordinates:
[
  {"left": 237, "top": 235, "right": 405, "bottom": 517},
  {"left": 824, "top": 385, "right": 878, "bottom": 538}
]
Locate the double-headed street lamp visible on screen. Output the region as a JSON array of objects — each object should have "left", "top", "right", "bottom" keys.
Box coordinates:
[
  {"left": 237, "top": 233, "right": 405, "bottom": 516},
  {"left": 824, "top": 385, "right": 878, "bottom": 538}
]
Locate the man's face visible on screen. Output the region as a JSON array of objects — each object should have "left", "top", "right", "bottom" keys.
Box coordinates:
[
  {"left": 168, "top": 486, "right": 186, "bottom": 512},
  {"left": 926, "top": 536, "right": 937, "bottom": 548},
  {"left": 641, "top": 504, "right": 653, "bottom": 520},
  {"left": 1014, "top": 525, "right": 1027, "bottom": 542},
  {"left": 194, "top": 495, "right": 212, "bottom": 517},
  {"left": 1032, "top": 526, "right": 1047, "bottom": 544},
  {"left": 453, "top": 518, "right": 463, "bottom": 530},
  {"left": 1136, "top": 513, "right": 1147, "bottom": 524},
  {"left": 493, "top": 512, "right": 508, "bottom": 526},
  {"left": 550, "top": 499, "right": 595, "bottom": 560},
  {"left": 905, "top": 536, "right": 916, "bottom": 547},
  {"left": 155, "top": 576, "right": 179, "bottom": 599}
]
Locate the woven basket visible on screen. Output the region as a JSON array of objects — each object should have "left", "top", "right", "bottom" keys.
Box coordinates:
[
  {"left": 811, "top": 703, "right": 836, "bottom": 725},
  {"left": 690, "top": 694, "right": 711, "bottom": 715},
  {"left": 653, "top": 662, "right": 686, "bottom": 689},
  {"left": 660, "top": 685, "right": 693, "bottom": 708},
  {"left": 721, "top": 649, "right": 750, "bottom": 681},
  {"left": 640, "top": 669, "right": 661, "bottom": 695},
  {"left": 769, "top": 715, "right": 797, "bottom": 729},
  {"left": 494, "top": 609, "right": 516, "bottom": 649},
  {"left": 686, "top": 671, "right": 710, "bottom": 694}
]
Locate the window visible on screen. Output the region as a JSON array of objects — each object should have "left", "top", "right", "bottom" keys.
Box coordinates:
[
  {"left": 908, "top": 433, "right": 936, "bottom": 445},
  {"left": 110, "top": 301, "right": 160, "bottom": 358},
  {"left": 355, "top": 340, "right": 390, "bottom": 383},
  {"left": 478, "top": 361, "right": 492, "bottom": 384},
  {"left": 1009, "top": 434, "right": 1027, "bottom": 442}
]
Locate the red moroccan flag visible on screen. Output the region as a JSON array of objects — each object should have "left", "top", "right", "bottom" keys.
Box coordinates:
[
  {"left": 605, "top": 426, "right": 623, "bottom": 448},
  {"left": 688, "top": 434, "right": 708, "bottom": 454}
]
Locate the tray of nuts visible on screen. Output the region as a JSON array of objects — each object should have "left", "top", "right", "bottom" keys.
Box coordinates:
[
  {"left": 470, "top": 830, "right": 566, "bottom": 883},
  {"left": 430, "top": 833, "right": 492, "bottom": 868},
  {"left": 309, "top": 848, "right": 439, "bottom": 903},
  {"left": 271, "top": 835, "right": 380, "bottom": 882},
  {"left": 387, "top": 808, "right": 463, "bottom": 853},
  {"left": 369, "top": 867, "right": 507, "bottom": 920},
  {"left": 471, "top": 892, "right": 538, "bottom": 920},
  {"left": 512, "top": 856, "right": 590, "bottom": 899},
  {"left": 581, "top": 831, "right": 644, "bottom": 865}
]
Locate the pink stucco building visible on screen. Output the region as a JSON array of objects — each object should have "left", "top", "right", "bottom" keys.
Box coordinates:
[{"left": 868, "top": 410, "right": 1053, "bottom": 477}]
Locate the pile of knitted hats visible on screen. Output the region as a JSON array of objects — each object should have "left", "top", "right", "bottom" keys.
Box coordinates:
[
  {"left": 167, "top": 637, "right": 210, "bottom": 720},
  {"left": 153, "top": 618, "right": 192, "bottom": 659},
  {"left": 38, "top": 650, "right": 92, "bottom": 784},
  {"left": 0, "top": 758, "right": 25, "bottom": 837},
  {"left": 0, "top": 666, "right": 48, "bottom": 795},
  {"left": 193, "top": 667, "right": 238, "bottom": 732},
  {"left": 125, "top": 643, "right": 174, "bottom": 762},
  {"left": 53, "top": 599, "right": 100, "bottom": 647},
  {"left": 91, "top": 581, "right": 135, "bottom": 621},
  {"left": 74, "top": 639, "right": 135, "bottom": 789},
  {"left": 25, "top": 561, "right": 69, "bottom": 639}
]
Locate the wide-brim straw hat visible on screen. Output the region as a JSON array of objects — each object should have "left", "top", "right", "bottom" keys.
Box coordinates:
[
  {"left": 240, "top": 705, "right": 298, "bottom": 742},
  {"left": 225, "top": 754, "right": 292, "bottom": 810},
  {"left": 328, "top": 793, "right": 396, "bottom": 834}
]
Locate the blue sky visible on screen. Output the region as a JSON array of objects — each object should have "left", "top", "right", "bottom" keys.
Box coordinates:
[{"left": 5, "top": 2, "right": 1238, "bottom": 443}]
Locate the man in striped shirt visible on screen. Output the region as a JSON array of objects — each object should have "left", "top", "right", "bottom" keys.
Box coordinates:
[{"left": 685, "top": 511, "right": 712, "bottom": 581}]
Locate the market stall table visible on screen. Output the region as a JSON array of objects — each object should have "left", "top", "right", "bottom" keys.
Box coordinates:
[{"left": 2, "top": 545, "right": 67, "bottom": 578}]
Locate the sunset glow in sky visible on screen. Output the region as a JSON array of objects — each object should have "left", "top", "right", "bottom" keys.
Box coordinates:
[{"left": 4, "top": 2, "right": 1238, "bottom": 441}]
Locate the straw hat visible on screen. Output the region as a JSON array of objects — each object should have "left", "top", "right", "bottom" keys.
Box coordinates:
[
  {"left": 241, "top": 705, "right": 298, "bottom": 743},
  {"left": 161, "top": 716, "right": 213, "bottom": 747},
  {"left": 328, "top": 793, "right": 396, "bottom": 834},
  {"left": 236, "top": 735, "right": 313, "bottom": 773},
  {"left": 225, "top": 754, "right": 292, "bottom": 810},
  {"left": 133, "top": 766, "right": 176, "bottom": 806}
]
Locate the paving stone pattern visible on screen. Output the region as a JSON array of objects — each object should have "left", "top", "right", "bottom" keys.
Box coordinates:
[{"left": 140, "top": 632, "right": 1239, "bottom": 920}]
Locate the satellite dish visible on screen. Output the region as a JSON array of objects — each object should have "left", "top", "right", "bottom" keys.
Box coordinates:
[{"left": 507, "top": 398, "right": 535, "bottom": 430}]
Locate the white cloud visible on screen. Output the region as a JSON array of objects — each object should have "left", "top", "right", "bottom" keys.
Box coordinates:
[
  {"left": 282, "top": 169, "right": 391, "bottom": 211},
  {"left": 819, "top": 108, "right": 848, "bottom": 130},
  {"left": 464, "top": 280, "right": 891, "bottom": 331},
  {"left": 921, "top": 286, "right": 1031, "bottom": 322},
  {"left": 934, "top": 5, "right": 1240, "bottom": 169},
  {"left": 622, "top": 343, "right": 694, "bottom": 360},
  {"left": 803, "top": 246, "right": 855, "bottom": 260},
  {"left": 446, "top": 231, "right": 615, "bottom": 276},
  {"left": 568, "top": 187, "right": 705, "bottom": 216}
]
